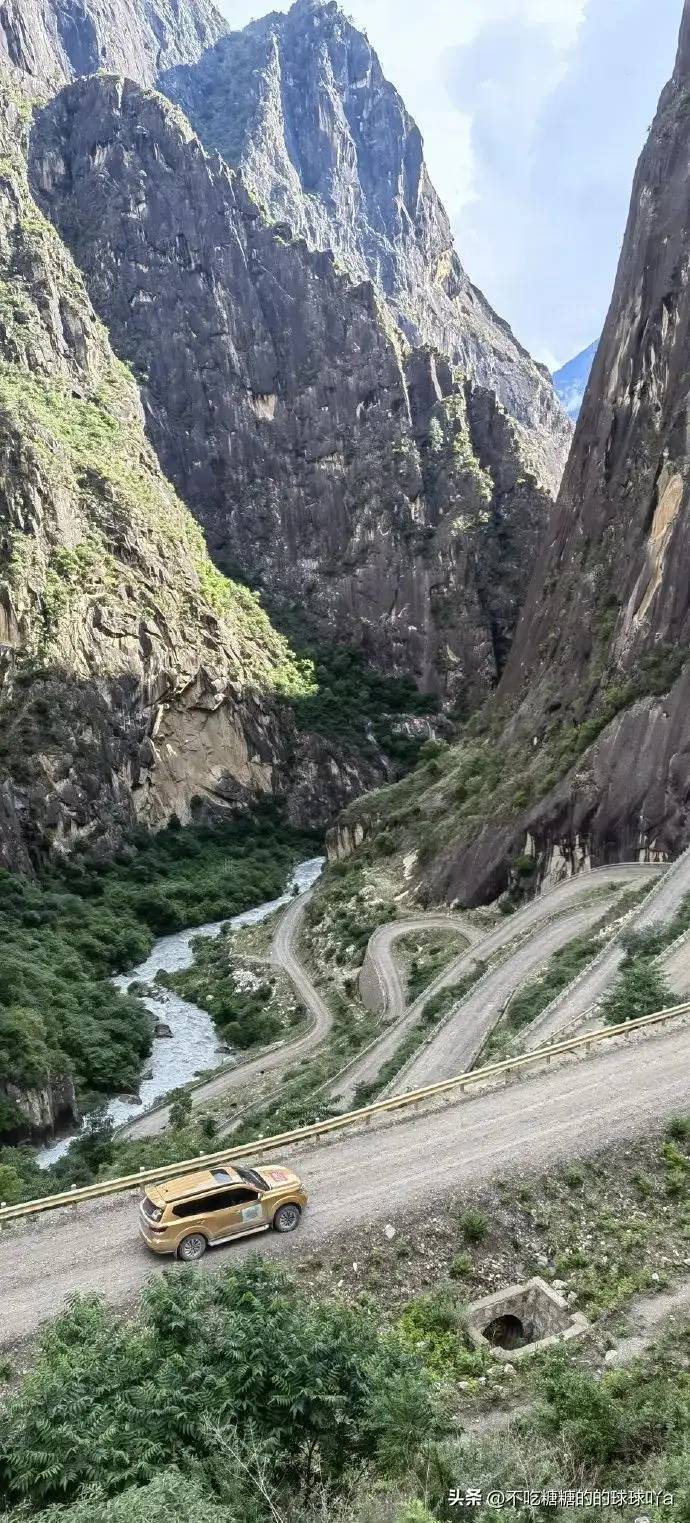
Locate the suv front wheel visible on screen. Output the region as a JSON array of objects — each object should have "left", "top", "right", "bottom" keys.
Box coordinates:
[
  {"left": 273, "top": 1203, "right": 301, "bottom": 1233},
  {"left": 177, "top": 1232, "right": 208, "bottom": 1262}
]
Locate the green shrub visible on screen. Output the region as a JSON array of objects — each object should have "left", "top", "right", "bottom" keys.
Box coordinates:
[
  {"left": 513, "top": 854, "right": 537, "bottom": 877},
  {"left": 666, "top": 1115, "right": 690, "bottom": 1141},
  {"left": 449, "top": 1253, "right": 473, "bottom": 1280},
  {"left": 534, "top": 1342, "right": 690, "bottom": 1468},
  {"left": 0, "top": 1261, "right": 438, "bottom": 1509},
  {"left": 600, "top": 958, "right": 673, "bottom": 1026},
  {"left": 396, "top": 1290, "right": 480, "bottom": 1380},
  {"left": 168, "top": 1089, "right": 194, "bottom": 1131},
  {"left": 459, "top": 1209, "right": 488, "bottom": 1244}
]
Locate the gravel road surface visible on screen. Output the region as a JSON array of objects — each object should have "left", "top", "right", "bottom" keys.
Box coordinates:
[
  {"left": 524, "top": 848, "right": 690, "bottom": 1050},
  {"left": 387, "top": 899, "right": 617, "bottom": 1091},
  {"left": 3, "top": 1024, "right": 689, "bottom": 1349},
  {"left": 330, "top": 865, "right": 660, "bottom": 1106},
  {"left": 359, "top": 913, "right": 481, "bottom": 1015}
]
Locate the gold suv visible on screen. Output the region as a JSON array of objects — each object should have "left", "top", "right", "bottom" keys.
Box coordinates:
[{"left": 139, "top": 1162, "right": 308, "bottom": 1261}]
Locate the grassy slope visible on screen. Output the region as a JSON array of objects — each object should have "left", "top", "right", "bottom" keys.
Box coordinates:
[{"left": 336, "top": 647, "right": 689, "bottom": 896}]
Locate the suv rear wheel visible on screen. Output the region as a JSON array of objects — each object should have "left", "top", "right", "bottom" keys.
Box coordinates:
[
  {"left": 177, "top": 1232, "right": 208, "bottom": 1262},
  {"left": 273, "top": 1203, "right": 301, "bottom": 1233}
]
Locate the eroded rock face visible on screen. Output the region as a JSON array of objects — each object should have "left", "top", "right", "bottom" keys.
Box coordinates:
[
  {"left": 0, "top": 1073, "right": 78, "bottom": 1141},
  {"left": 0, "top": 0, "right": 226, "bottom": 89},
  {"left": 336, "top": 6, "right": 690, "bottom": 906},
  {"left": 0, "top": 81, "right": 373, "bottom": 868},
  {"left": 161, "top": 0, "right": 571, "bottom": 495},
  {"left": 31, "top": 76, "right": 552, "bottom": 708},
  {"left": 427, "top": 6, "right": 690, "bottom": 899}
]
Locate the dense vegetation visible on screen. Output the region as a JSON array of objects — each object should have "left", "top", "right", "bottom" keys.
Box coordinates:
[
  {"left": 285, "top": 637, "right": 440, "bottom": 767},
  {"left": 161, "top": 949, "right": 302, "bottom": 1051},
  {"left": 0, "top": 1257, "right": 688, "bottom": 1522},
  {"left": 0, "top": 811, "right": 317, "bottom": 1146},
  {"left": 0, "top": 1260, "right": 439, "bottom": 1521}
]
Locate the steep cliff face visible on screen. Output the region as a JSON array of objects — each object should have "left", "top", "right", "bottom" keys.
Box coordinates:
[
  {"left": 161, "top": 0, "right": 571, "bottom": 495},
  {"left": 31, "top": 74, "right": 552, "bottom": 709},
  {"left": 340, "top": 4, "right": 690, "bottom": 903},
  {"left": 0, "top": 0, "right": 225, "bottom": 89},
  {"left": 0, "top": 78, "right": 372, "bottom": 870},
  {"left": 501, "top": 11, "right": 690, "bottom": 717},
  {"left": 474, "top": 0, "right": 690, "bottom": 882}
]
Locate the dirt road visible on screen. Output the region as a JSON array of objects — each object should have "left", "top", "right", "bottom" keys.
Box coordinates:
[
  {"left": 124, "top": 858, "right": 674, "bottom": 1137},
  {"left": 385, "top": 899, "right": 618, "bottom": 1092},
  {"left": 358, "top": 913, "right": 481, "bottom": 1015},
  {"left": 330, "top": 864, "right": 660, "bottom": 1105},
  {"left": 123, "top": 890, "right": 328, "bottom": 1139},
  {"left": 3, "top": 1025, "right": 689, "bottom": 1348},
  {"left": 524, "top": 845, "right": 690, "bottom": 1050}
]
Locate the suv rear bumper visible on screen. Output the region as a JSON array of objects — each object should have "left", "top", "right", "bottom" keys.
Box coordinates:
[{"left": 139, "top": 1221, "right": 176, "bottom": 1256}]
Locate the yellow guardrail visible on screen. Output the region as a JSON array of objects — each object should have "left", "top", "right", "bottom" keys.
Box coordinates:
[{"left": 1, "top": 998, "right": 689, "bottom": 1224}]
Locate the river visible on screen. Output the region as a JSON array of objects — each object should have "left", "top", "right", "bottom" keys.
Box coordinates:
[{"left": 37, "top": 856, "right": 325, "bottom": 1168}]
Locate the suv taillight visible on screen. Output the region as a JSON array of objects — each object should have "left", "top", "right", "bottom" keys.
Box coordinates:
[{"left": 142, "top": 1197, "right": 163, "bottom": 1223}]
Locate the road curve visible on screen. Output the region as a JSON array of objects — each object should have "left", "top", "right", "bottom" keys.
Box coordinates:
[
  {"left": 124, "top": 863, "right": 663, "bottom": 1138},
  {"left": 359, "top": 914, "right": 481, "bottom": 1016},
  {"left": 385, "top": 898, "right": 619, "bottom": 1093},
  {"left": 329, "top": 865, "right": 661, "bottom": 1107},
  {"left": 3, "top": 1025, "right": 689, "bottom": 1349},
  {"left": 123, "top": 891, "right": 329, "bottom": 1139},
  {"left": 523, "top": 846, "right": 690, "bottom": 1051}
]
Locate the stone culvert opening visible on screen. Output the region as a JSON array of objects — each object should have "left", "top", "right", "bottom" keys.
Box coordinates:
[
  {"left": 467, "top": 1277, "right": 590, "bottom": 1362},
  {"left": 483, "top": 1312, "right": 529, "bottom": 1351}
]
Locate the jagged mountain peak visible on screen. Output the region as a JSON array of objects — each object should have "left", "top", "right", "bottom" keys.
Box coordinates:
[
  {"left": 31, "top": 68, "right": 553, "bottom": 718},
  {"left": 676, "top": 0, "right": 690, "bottom": 77},
  {"left": 1, "top": 0, "right": 571, "bottom": 492},
  {"left": 160, "top": 0, "right": 571, "bottom": 494}
]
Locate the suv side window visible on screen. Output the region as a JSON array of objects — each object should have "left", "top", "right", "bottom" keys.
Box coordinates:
[
  {"left": 211, "top": 1181, "right": 258, "bottom": 1206},
  {"left": 172, "top": 1194, "right": 218, "bottom": 1218},
  {"left": 172, "top": 1187, "right": 259, "bottom": 1219}
]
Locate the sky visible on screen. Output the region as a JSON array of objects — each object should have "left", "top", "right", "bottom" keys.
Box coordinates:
[{"left": 220, "top": 0, "right": 683, "bottom": 369}]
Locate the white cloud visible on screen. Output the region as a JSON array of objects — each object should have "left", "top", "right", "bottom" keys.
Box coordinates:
[
  {"left": 447, "top": 0, "right": 683, "bottom": 363},
  {"left": 217, "top": 0, "right": 683, "bottom": 365}
]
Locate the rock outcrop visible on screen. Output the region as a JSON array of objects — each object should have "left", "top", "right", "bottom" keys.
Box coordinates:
[
  {"left": 161, "top": 0, "right": 571, "bottom": 495},
  {"left": 31, "top": 75, "right": 552, "bottom": 708},
  {"left": 500, "top": 7, "right": 690, "bottom": 718},
  {"left": 0, "top": 79, "right": 377, "bottom": 869},
  {"left": 0, "top": 1073, "right": 78, "bottom": 1142},
  {"left": 475, "top": 0, "right": 690, "bottom": 882},
  {"left": 0, "top": 0, "right": 225, "bottom": 89}
]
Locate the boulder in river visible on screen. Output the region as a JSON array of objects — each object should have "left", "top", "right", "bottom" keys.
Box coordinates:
[{"left": 154, "top": 1020, "right": 173, "bottom": 1038}]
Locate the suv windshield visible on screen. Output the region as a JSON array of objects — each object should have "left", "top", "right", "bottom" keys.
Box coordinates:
[{"left": 236, "top": 1165, "right": 268, "bottom": 1191}]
